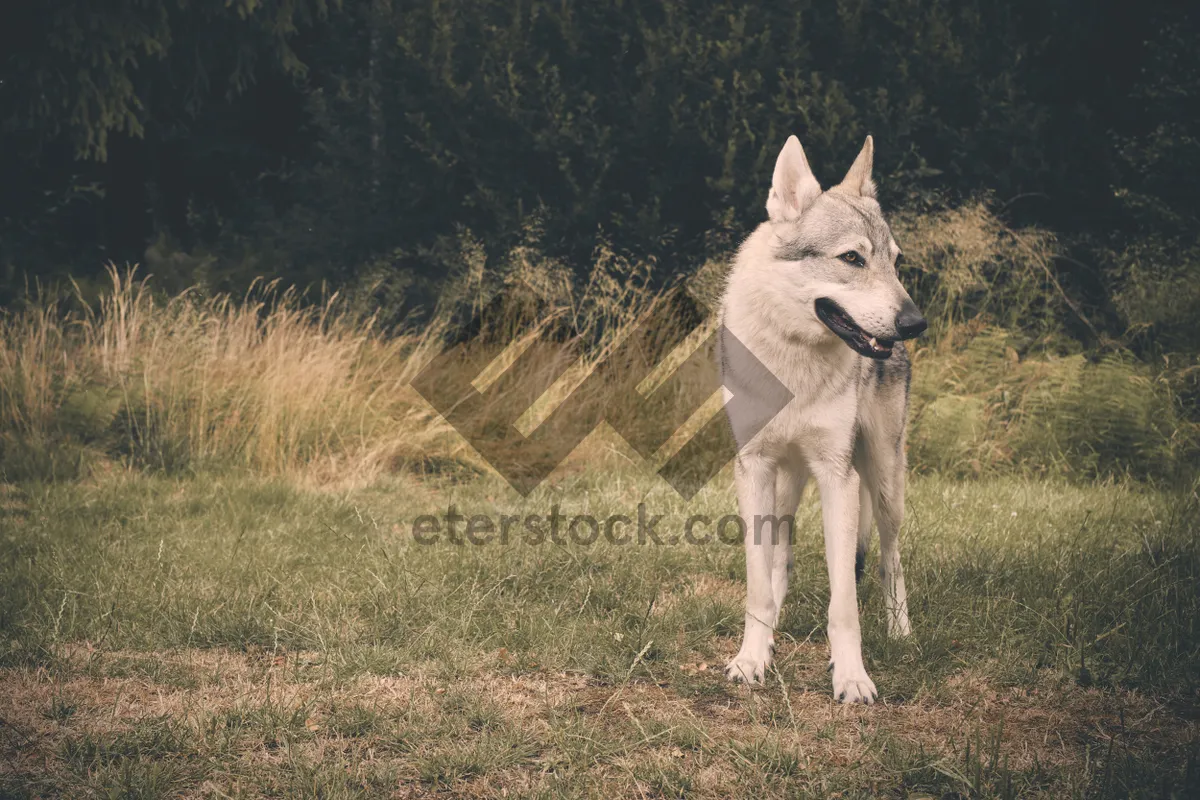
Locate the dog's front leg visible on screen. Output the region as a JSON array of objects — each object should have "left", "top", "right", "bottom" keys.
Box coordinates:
[
  {"left": 725, "top": 455, "right": 777, "bottom": 684},
  {"left": 817, "top": 466, "right": 878, "bottom": 704}
]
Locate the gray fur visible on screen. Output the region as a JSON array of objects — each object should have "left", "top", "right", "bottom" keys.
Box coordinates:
[{"left": 719, "top": 134, "right": 924, "bottom": 703}]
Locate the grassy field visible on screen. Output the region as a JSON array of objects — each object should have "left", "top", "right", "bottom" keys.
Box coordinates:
[
  {"left": 0, "top": 227, "right": 1197, "bottom": 796},
  {"left": 1, "top": 466, "right": 1197, "bottom": 798}
]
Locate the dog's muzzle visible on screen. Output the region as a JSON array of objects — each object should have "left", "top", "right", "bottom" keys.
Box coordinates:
[{"left": 814, "top": 298, "right": 895, "bottom": 359}]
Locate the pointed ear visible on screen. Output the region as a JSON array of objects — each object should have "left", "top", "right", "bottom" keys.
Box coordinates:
[
  {"left": 835, "top": 135, "right": 876, "bottom": 198},
  {"left": 766, "top": 135, "right": 822, "bottom": 223}
]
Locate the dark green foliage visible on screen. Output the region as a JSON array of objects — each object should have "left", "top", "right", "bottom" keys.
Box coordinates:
[
  {"left": 260, "top": 0, "right": 1200, "bottom": 295},
  {"left": 3, "top": 2, "right": 1198, "bottom": 319},
  {"left": 0, "top": 0, "right": 331, "bottom": 285},
  {"left": 2, "top": 0, "right": 1199, "bottom": 482},
  {"left": 2, "top": 0, "right": 330, "bottom": 161}
]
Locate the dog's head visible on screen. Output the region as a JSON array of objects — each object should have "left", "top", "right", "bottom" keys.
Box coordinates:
[{"left": 754, "top": 135, "right": 926, "bottom": 359}]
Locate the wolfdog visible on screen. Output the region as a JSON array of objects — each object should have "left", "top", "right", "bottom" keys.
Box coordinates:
[{"left": 719, "top": 135, "right": 927, "bottom": 703}]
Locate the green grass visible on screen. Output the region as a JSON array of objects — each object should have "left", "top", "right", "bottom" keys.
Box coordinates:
[{"left": 1, "top": 467, "right": 1197, "bottom": 797}]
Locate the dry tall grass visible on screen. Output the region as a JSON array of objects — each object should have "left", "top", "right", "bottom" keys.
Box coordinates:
[
  {"left": 0, "top": 268, "right": 450, "bottom": 483},
  {"left": 0, "top": 249, "right": 696, "bottom": 484},
  {"left": 1, "top": 203, "right": 1194, "bottom": 485}
]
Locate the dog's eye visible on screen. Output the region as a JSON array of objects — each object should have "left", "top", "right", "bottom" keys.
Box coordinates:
[{"left": 838, "top": 251, "right": 864, "bottom": 266}]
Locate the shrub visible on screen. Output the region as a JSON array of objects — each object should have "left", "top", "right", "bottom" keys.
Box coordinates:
[{"left": 2, "top": 204, "right": 1195, "bottom": 486}]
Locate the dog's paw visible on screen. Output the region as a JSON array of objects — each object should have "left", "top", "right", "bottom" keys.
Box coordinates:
[
  {"left": 829, "top": 661, "right": 877, "bottom": 704},
  {"left": 725, "top": 647, "right": 771, "bottom": 685}
]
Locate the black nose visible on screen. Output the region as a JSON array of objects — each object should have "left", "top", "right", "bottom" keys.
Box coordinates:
[{"left": 894, "top": 301, "right": 928, "bottom": 340}]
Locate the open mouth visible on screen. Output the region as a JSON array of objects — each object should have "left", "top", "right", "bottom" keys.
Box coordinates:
[{"left": 814, "top": 298, "right": 894, "bottom": 359}]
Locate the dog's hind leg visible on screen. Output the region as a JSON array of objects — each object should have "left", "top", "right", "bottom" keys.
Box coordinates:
[
  {"left": 862, "top": 445, "right": 912, "bottom": 639},
  {"left": 875, "top": 472, "right": 912, "bottom": 638},
  {"left": 770, "top": 465, "right": 808, "bottom": 635},
  {"left": 855, "top": 480, "right": 873, "bottom": 583}
]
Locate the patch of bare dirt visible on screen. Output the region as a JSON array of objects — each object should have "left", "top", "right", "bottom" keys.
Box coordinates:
[{"left": 1, "top": 645, "right": 1194, "bottom": 796}]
